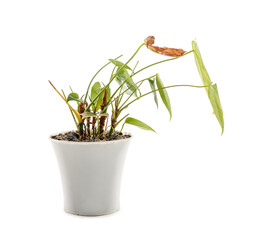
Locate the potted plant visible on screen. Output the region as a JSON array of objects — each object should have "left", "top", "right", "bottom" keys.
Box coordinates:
[{"left": 49, "top": 36, "right": 224, "bottom": 216}]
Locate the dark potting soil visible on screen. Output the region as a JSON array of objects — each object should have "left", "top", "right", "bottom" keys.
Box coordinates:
[{"left": 51, "top": 131, "right": 131, "bottom": 142}]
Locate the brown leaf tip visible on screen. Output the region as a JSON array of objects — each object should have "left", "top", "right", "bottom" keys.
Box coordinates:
[
  {"left": 144, "top": 36, "right": 185, "bottom": 57},
  {"left": 144, "top": 36, "right": 155, "bottom": 47}
]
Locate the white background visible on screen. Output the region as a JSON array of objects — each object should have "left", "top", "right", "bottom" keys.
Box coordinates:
[{"left": 0, "top": 0, "right": 265, "bottom": 239}]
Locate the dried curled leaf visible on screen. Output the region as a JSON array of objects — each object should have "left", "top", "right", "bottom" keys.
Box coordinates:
[{"left": 144, "top": 36, "right": 185, "bottom": 57}]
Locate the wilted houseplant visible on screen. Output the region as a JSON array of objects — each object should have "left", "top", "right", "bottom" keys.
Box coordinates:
[{"left": 49, "top": 36, "right": 224, "bottom": 216}]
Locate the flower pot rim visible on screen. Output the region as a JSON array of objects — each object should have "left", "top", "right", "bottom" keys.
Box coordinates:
[{"left": 49, "top": 131, "right": 132, "bottom": 145}]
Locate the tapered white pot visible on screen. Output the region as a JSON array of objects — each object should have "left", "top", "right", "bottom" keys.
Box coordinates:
[{"left": 50, "top": 133, "right": 131, "bottom": 216}]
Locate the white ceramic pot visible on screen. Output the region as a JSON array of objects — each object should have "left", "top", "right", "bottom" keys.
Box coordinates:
[{"left": 50, "top": 133, "right": 131, "bottom": 216}]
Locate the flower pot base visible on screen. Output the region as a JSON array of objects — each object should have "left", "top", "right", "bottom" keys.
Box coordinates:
[{"left": 64, "top": 208, "right": 120, "bottom": 217}]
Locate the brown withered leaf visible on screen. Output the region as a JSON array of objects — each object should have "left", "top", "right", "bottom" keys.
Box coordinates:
[{"left": 144, "top": 36, "right": 185, "bottom": 57}]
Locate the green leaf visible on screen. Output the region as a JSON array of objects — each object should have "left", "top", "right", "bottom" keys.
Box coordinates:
[
  {"left": 116, "top": 68, "right": 138, "bottom": 97},
  {"left": 80, "top": 112, "right": 97, "bottom": 119},
  {"left": 90, "top": 82, "right": 103, "bottom": 111},
  {"left": 109, "top": 59, "right": 132, "bottom": 71},
  {"left": 192, "top": 40, "right": 224, "bottom": 134},
  {"left": 67, "top": 92, "right": 80, "bottom": 102},
  {"left": 91, "top": 82, "right": 101, "bottom": 100},
  {"left": 208, "top": 84, "right": 224, "bottom": 134},
  {"left": 192, "top": 40, "right": 211, "bottom": 88},
  {"left": 124, "top": 117, "right": 156, "bottom": 133},
  {"left": 156, "top": 73, "right": 172, "bottom": 119},
  {"left": 148, "top": 78, "right": 158, "bottom": 108}
]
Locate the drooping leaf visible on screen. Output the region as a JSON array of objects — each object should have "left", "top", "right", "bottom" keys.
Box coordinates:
[
  {"left": 148, "top": 78, "right": 158, "bottom": 108},
  {"left": 67, "top": 92, "right": 81, "bottom": 102},
  {"left": 144, "top": 36, "right": 185, "bottom": 57},
  {"left": 124, "top": 117, "right": 156, "bottom": 133},
  {"left": 109, "top": 59, "right": 132, "bottom": 71},
  {"left": 192, "top": 40, "right": 211, "bottom": 89},
  {"left": 192, "top": 40, "right": 224, "bottom": 134},
  {"left": 109, "top": 59, "right": 137, "bottom": 96},
  {"left": 156, "top": 73, "right": 172, "bottom": 119},
  {"left": 80, "top": 112, "right": 97, "bottom": 119},
  {"left": 116, "top": 68, "right": 138, "bottom": 97},
  {"left": 90, "top": 82, "right": 104, "bottom": 111},
  {"left": 208, "top": 84, "right": 224, "bottom": 134}
]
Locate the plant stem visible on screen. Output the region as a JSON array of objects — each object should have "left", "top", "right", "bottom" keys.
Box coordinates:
[
  {"left": 120, "top": 83, "right": 209, "bottom": 111},
  {"left": 110, "top": 66, "right": 117, "bottom": 81},
  {"left": 108, "top": 127, "right": 115, "bottom": 138},
  {"left": 109, "top": 79, "right": 128, "bottom": 108},
  {"left": 78, "top": 122, "right": 84, "bottom": 139},
  {"left": 87, "top": 118, "right": 91, "bottom": 138},
  {"left": 110, "top": 97, "right": 119, "bottom": 135},
  {"left": 99, "top": 90, "right": 108, "bottom": 136},
  {"left": 119, "top": 121, "right": 127, "bottom": 135},
  {"left": 117, "top": 83, "right": 125, "bottom": 106},
  {"left": 132, "top": 50, "right": 193, "bottom": 76},
  {"left": 131, "top": 60, "right": 139, "bottom": 75},
  {"left": 115, "top": 113, "right": 129, "bottom": 128}
]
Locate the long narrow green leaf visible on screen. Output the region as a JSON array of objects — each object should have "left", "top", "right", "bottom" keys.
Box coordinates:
[
  {"left": 156, "top": 73, "right": 172, "bottom": 119},
  {"left": 192, "top": 40, "right": 211, "bottom": 87},
  {"left": 208, "top": 84, "right": 224, "bottom": 134},
  {"left": 192, "top": 40, "right": 224, "bottom": 134},
  {"left": 148, "top": 78, "right": 158, "bottom": 108},
  {"left": 124, "top": 117, "right": 156, "bottom": 132}
]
